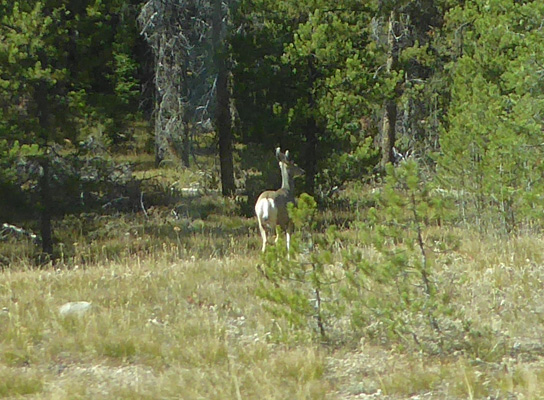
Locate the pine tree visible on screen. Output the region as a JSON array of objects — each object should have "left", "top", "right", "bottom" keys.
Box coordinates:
[
  {"left": 438, "top": 1, "right": 544, "bottom": 232},
  {"left": 232, "top": 0, "right": 379, "bottom": 197},
  {"left": 0, "top": 0, "right": 145, "bottom": 257},
  {"left": 0, "top": 2, "right": 75, "bottom": 255},
  {"left": 344, "top": 160, "right": 456, "bottom": 352}
]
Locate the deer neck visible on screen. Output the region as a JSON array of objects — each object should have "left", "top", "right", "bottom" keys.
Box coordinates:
[{"left": 279, "top": 163, "right": 294, "bottom": 194}]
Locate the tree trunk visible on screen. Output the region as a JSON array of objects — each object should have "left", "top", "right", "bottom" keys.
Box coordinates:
[
  {"left": 304, "top": 117, "right": 318, "bottom": 197},
  {"left": 180, "top": 120, "right": 191, "bottom": 168},
  {"left": 381, "top": 9, "right": 400, "bottom": 170},
  {"left": 304, "top": 57, "right": 318, "bottom": 196},
  {"left": 154, "top": 122, "right": 168, "bottom": 167},
  {"left": 39, "top": 155, "right": 53, "bottom": 256},
  {"left": 212, "top": 0, "right": 235, "bottom": 196},
  {"left": 35, "top": 80, "right": 54, "bottom": 257},
  {"left": 381, "top": 98, "right": 397, "bottom": 168},
  {"left": 154, "top": 34, "right": 168, "bottom": 167}
]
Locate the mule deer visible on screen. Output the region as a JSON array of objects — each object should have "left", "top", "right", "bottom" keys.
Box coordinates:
[{"left": 255, "top": 148, "right": 305, "bottom": 256}]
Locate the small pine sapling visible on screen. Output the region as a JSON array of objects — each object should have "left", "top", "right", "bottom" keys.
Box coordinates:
[
  {"left": 257, "top": 193, "right": 343, "bottom": 340},
  {"left": 344, "top": 161, "right": 457, "bottom": 352}
]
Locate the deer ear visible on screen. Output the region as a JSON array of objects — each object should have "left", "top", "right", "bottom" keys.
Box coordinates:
[
  {"left": 285, "top": 150, "right": 290, "bottom": 161},
  {"left": 276, "top": 147, "right": 287, "bottom": 162}
]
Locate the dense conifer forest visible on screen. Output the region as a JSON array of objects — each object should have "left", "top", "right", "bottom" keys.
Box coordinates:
[{"left": 3, "top": 0, "right": 544, "bottom": 252}]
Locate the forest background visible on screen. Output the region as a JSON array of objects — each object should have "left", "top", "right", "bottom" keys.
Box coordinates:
[
  {"left": 3, "top": 0, "right": 544, "bottom": 398},
  {"left": 3, "top": 0, "right": 544, "bottom": 251}
]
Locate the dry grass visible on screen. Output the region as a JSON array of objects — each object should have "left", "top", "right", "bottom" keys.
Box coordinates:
[
  {"left": 3, "top": 185, "right": 544, "bottom": 398},
  {"left": 0, "top": 253, "right": 329, "bottom": 399}
]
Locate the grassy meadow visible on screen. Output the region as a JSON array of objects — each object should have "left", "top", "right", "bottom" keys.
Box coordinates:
[{"left": 3, "top": 152, "right": 544, "bottom": 399}]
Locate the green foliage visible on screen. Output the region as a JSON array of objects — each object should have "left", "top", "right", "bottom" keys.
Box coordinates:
[
  {"left": 230, "top": 0, "right": 454, "bottom": 194},
  {"left": 281, "top": 4, "right": 380, "bottom": 193},
  {"left": 288, "top": 192, "right": 317, "bottom": 230},
  {"left": 232, "top": 0, "right": 379, "bottom": 195},
  {"left": 0, "top": 1, "right": 71, "bottom": 143},
  {"left": 343, "top": 161, "right": 459, "bottom": 352},
  {"left": 0, "top": 0, "right": 147, "bottom": 255},
  {"left": 438, "top": 1, "right": 544, "bottom": 233},
  {"left": 254, "top": 161, "right": 507, "bottom": 356},
  {"left": 0, "top": 0, "right": 144, "bottom": 146}
]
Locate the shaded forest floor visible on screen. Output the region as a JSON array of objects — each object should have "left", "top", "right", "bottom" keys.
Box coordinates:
[{"left": 2, "top": 152, "right": 544, "bottom": 399}]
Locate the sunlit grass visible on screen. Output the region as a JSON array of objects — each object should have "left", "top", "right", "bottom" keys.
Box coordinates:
[
  {"left": 0, "top": 367, "right": 43, "bottom": 397},
  {"left": 0, "top": 247, "right": 334, "bottom": 399},
  {"left": 3, "top": 226, "right": 544, "bottom": 398}
]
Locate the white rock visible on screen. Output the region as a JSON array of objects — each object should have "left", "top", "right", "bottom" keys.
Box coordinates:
[{"left": 59, "top": 301, "right": 92, "bottom": 317}]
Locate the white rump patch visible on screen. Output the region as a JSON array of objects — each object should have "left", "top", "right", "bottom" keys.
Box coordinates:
[{"left": 255, "top": 198, "right": 278, "bottom": 228}]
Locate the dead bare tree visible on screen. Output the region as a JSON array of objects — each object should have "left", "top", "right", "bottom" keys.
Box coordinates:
[
  {"left": 139, "top": 0, "right": 237, "bottom": 197},
  {"left": 139, "top": 0, "right": 215, "bottom": 168},
  {"left": 380, "top": 8, "right": 401, "bottom": 170}
]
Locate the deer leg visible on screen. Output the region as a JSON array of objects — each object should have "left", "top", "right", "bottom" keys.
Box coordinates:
[
  {"left": 286, "top": 231, "right": 291, "bottom": 260},
  {"left": 258, "top": 220, "right": 267, "bottom": 253}
]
